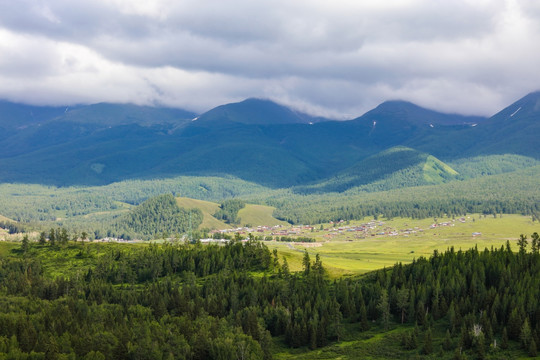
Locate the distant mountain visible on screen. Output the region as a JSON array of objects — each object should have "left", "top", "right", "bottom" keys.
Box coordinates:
[
  {"left": 346, "top": 101, "right": 487, "bottom": 152},
  {"left": 0, "top": 101, "right": 68, "bottom": 132},
  {"left": 294, "top": 146, "right": 459, "bottom": 194},
  {"left": 58, "top": 103, "right": 196, "bottom": 127},
  {"left": 465, "top": 91, "right": 540, "bottom": 157},
  {"left": 0, "top": 93, "right": 538, "bottom": 190},
  {"left": 0, "top": 102, "right": 196, "bottom": 159},
  {"left": 360, "top": 100, "right": 486, "bottom": 126},
  {"left": 194, "top": 98, "right": 331, "bottom": 126}
]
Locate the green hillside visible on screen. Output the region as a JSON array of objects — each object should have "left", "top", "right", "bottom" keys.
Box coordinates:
[
  {"left": 59, "top": 102, "right": 195, "bottom": 126},
  {"left": 295, "top": 147, "right": 460, "bottom": 194},
  {"left": 178, "top": 197, "right": 288, "bottom": 229},
  {"left": 422, "top": 155, "right": 459, "bottom": 183},
  {"left": 267, "top": 165, "right": 540, "bottom": 225},
  {"left": 449, "top": 154, "right": 539, "bottom": 178},
  {"left": 195, "top": 98, "right": 326, "bottom": 125},
  {"left": 0, "top": 214, "right": 13, "bottom": 222},
  {"left": 115, "top": 194, "right": 203, "bottom": 239},
  {"left": 238, "top": 204, "right": 289, "bottom": 227},
  {"left": 176, "top": 197, "right": 231, "bottom": 230},
  {"left": 0, "top": 93, "right": 539, "bottom": 188}
]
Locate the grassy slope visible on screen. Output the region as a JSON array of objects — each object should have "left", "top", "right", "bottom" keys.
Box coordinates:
[
  {"left": 423, "top": 155, "right": 459, "bottom": 183},
  {"left": 0, "top": 214, "right": 14, "bottom": 238},
  {"left": 176, "top": 197, "right": 289, "bottom": 230},
  {"left": 176, "top": 197, "right": 231, "bottom": 230},
  {"left": 238, "top": 204, "right": 289, "bottom": 227},
  {"left": 268, "top": 214, "right": 538, "bottom": 277},
  {"left": 0, "top": 214, "right": 13, "bottom": 222}
]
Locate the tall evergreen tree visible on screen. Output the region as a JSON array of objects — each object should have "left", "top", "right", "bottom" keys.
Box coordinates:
[{"left": 378, "top": 289, "right": 390, "bottom": 330}]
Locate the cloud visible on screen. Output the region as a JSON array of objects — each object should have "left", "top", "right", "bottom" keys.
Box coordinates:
[{"left": 0, "top": 0, "right": 539, "bottom": 117}]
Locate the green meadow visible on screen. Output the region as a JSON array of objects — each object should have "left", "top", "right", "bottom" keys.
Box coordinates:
[{"left": 267, "top": 214, "right": 538, "bottom": 277}]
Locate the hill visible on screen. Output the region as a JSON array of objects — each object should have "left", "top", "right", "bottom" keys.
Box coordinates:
[
  {"left": 177, "top": 197, "right": 288, "bottom": 229},
  {"left": 115, "top": 194, "right": 203, "bottom": 239},
  {"left": 466, "top": 91, "right": 540, "bottom": 158},
  {"left": 295, "top": 147, "right": 459, "bottom": 193},
  {"left": 359, "top": 100, "right": 486, "bottom": 126},
  {"left": 0, "top": 100, "right": 68, "bottom": 132},
  {"left": 57, "top": 102, "right": 196, "bottom": 127},
  {"left": 0, "top": 92, "right": 538, "bottom": 190},
  {"left": 237, "top": 204, "right": 289, "bottom": 227},
  {"left": 194, "top": 98, "right": 329, "bottom": 126},
  {"left": 0, "top": 233, "right": 537, "bottom": 359},
  {"left": 176, "top": 197, "right": 231, "bottom": 230},
  {"left": 0, "top": 214, "right": 14, "bottom": 222}
]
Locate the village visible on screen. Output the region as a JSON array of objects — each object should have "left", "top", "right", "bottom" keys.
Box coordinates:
[{"left": 200, "top": 216, "right": 481, "bottom": 244}]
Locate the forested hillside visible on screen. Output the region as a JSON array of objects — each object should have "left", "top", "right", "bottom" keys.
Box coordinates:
[
  {"left": 267, "top": 166, "right": 540, "bottom": 224},
  {"left": 0, "top": 234, "right": 537, "bottom": 358},
  {"left": 0, "top": 165, "right": 538, "bottom": 237},
  {"left": 113, "top": 194, "right": 203, "bottom": 239},
  {"left": 0, "top": 92, "right": 538, "bottom": 188}
]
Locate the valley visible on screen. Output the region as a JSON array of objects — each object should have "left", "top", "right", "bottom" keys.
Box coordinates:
[{"left": 0, "top": 92, "right": 538, "bottom": 359}]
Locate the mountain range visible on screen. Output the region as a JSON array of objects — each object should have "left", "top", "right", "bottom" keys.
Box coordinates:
[{"left": 0, "top": 92, "right": 538, "bottom": 190}]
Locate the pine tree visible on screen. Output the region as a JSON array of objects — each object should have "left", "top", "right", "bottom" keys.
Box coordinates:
[
  {"left": 359, "top": 302, "right": 369, "bottom": 331},
  {"left": 520, "top": 318, "right": 532, "bottom": 349},
  {"left": 49, "top": 228, "right": 56, "bottom": 246},
  {"left": 408, "top": 289, "right": 416, "bottom": 324},
  {"left": 377, "top": 289, "right": 390, "bottom": 330},
  {"left": 517, "top": 234, "right": 528, "bottom": 255},
  {"left": 529, "top": 338, "right": 538, "bottom": 357},
  {"left": 21, "top": 234, "right": 29, "bottom": 253},
  {"left": 508, "top": 308, "right": 522, "bottom": 340},
  {"left": 281, "top": 258, "right": 290, "bottom": 277},
  {"left": 302, "top": 251, "right": 311, "bottom": 275},
  {"left": 531, "top": 232, "right": 539, "bottom": 254},
  {"left": 472, "top": 331, "right": 485, "bottom": 360},
  {"left": 422, "top": 328, "right": 433, "bottom": 355},
  {"left": 416, "top": 300, "right": 426, "bottom": 326},
  {"left": 39, "top": 231, "right": 47, "bottom": 245},
  {"left": 501, "top": 327, "right": 509, "bottom": 350},
  {"left": 396, "top": 288, "right": 409, "bottom": 324},
  {"left": 443, "top": 329, "right": 453, "bottom": 351}
]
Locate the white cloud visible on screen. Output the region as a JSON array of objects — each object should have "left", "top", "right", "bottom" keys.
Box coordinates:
[{"left": 0, "top": 0, "right": 539, "bottom": 116}]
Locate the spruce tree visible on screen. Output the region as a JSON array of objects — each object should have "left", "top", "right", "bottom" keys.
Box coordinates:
[
  {"left": 422, "top": 328, "right": 433, "bottom": 355},
  {"left": 302, "top": 251, "right": 311, "bottom": 275},
  {"left": 359, "top": 302, "right": 369, "bottom": 331},
  {"left": 520, "top": 318, "right": 532, "bottom": 350},
  {"left": 501, "top": 327, "right": 509, "bottom": 350},
  {"left": 21, "top": 234, "right": 29, "bottom": 253},
  {"left": 39, "top": 231, "right": 47, "bottom": 245},
  {"left": 377, "top": 289, "right": 390, "bottom": 330},
  {"left": 49, "top": 228, "right": 56, "bottom": 246},
  {"left": 443, "top": 329, "right": 453, "bottom": 351},
  {"left": 529, "top": 338, "right": 537, "bottom": 357}
]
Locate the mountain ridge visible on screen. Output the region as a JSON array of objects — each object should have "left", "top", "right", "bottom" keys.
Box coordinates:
[{"left": 0, "top": 92, "right": 538, "bottom": 190}]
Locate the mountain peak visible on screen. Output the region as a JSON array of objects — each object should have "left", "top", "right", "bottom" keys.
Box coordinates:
[
  {"left": 492, "top": 91, "right": 540, "bottom": 119},
  {"left": 196, "top": 98, "right": 323, "bottom": 125},
  {"left": 375, "top": 100, "right": 420, "bottom": 111},
  {"left": 359, "top": 100, "right": 486, "bottom": 126}
]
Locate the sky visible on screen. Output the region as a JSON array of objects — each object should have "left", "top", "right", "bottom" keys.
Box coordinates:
[{"left": 0, "top": 0, "right": 539, "bottom": 119}]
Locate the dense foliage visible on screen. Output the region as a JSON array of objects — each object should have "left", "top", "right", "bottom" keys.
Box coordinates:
[
  {"left": 0, "top": 233, "right": 538, "bottom": 359},
  {"left": 213, "top": 199, "right": 246, "bottom": 224},
  {"left": 0, "top": 164, "right": 538, "bottom": 235},
  {"left": 1, "top": 92, "right": 539, "bottom": 188},
  {"left": 294, "top": 147, "right": 459, "bottom": 194},
  {"left": 114, "top": 194, "right": 203, "bottom": 239},
  {"left": 0, "top": 176, "right": 266, "bottom": 224},
  {"left": 265, "top": 166, "right": 540, "bottom": 224}
]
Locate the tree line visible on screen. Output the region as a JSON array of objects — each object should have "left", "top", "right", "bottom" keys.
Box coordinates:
[{"left": 0, "top": 232, "right": 537, "bottom": 358}]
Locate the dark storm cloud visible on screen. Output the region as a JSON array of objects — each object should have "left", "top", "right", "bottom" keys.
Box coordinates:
[{"left": 0, "top": 0, "right": 539, "bottom": 117}]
